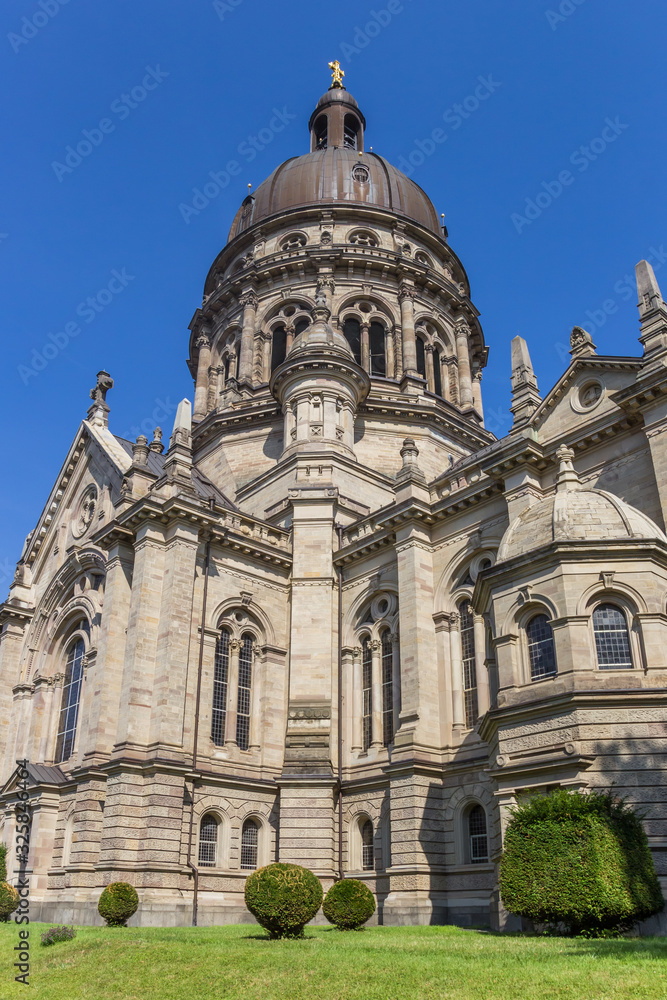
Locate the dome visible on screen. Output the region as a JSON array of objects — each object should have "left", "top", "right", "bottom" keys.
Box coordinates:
[{"left": 498, "top": 446, "right": 667, "bottom": 561}]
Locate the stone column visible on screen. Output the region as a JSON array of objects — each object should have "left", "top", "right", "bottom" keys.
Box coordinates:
[
  {"left": 0, "top": 611, "right": 32, "bottom": 780},
  {"left": 370, "top": 639, "right": 382, "bottom": 748},
  {"left": 391, "top": 632, "right": 401, "bottom": 739},
  {"left": 237, "top": 290, "right": 258, "bottom": 383},
  {"left": 225, "top": 640, "right": 241, "bottom": 748},
  {"left": 285, "top": 321, "right": 295, "bottom": 355},
  {"left": 352, "top": 646, "right": 362, "bottom": 754},
  {"left": 473, "top": 613, "right": 490, "bottom": 716},
  {"left": 425, "top": 344, "right": 436, "bottom": 393},
  {"left": 449, "top": 612, "right": 465, "bottom": 731},
  {"left": 472, "top": 370, "right": 484, "bottom": 421},
  {"left": 398, "top": 284, "right": 417, "bottom": 374},
  {"left": 455, "top": 321, "right": 473, "bottom": 408},
  {"left": 262, "top": 333, "right": 272, "bottom": 382},
  {"left": 360, "top": 322, "right": 370, "bottom": 373},
  {"left": 386, "top": 327, "right": 396, "bottom": 378},
  {"left": 192, "top": 330, "right": 211, "bottom": 421},
  {"left": 441, "top": 356, "right": 451, "bottom": 401}
]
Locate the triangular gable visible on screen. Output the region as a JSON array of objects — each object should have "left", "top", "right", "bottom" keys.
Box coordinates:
[{"left": 1, "top": 761, "right": 69, "bottom": 797}]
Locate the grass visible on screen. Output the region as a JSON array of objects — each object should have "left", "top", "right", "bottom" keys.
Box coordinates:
[{"left": 1, "top": 921, "right": 666, "bottom": 999}]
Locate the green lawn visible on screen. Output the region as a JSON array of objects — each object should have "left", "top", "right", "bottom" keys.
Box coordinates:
[{"left": 2, "top": 922, "right": 666, "bottom": 1000}]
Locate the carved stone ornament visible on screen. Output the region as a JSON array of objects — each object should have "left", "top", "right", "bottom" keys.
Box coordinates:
[
  {"left": 72, "top": 485, "right": 98, "bottom": 539},
  {"left": 89, "top": 370, "right": 113, "bottom": 405}
]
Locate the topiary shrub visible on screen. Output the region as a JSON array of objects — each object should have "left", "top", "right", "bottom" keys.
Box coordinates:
[
  {"left": 41, "top": 925, "right": 76, "bottom": 946},
  {"left": 323, "top": 878, "right": 376, "bottom": 930},
  {"left": 499, "top": 788, "right": 665, "bottom": 936},
  {"left": 97, "top": 882, "right": 139, "bottom": 927},
  {"left": 244, "top": 862, "right": 323, "bottom": 938},
  {"left": 0, "top": 882, "right": 20, "bottom": 922}
]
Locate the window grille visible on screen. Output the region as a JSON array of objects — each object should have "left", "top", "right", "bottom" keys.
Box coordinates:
[
  {"left": 55, "top": 638, "right": 85, "bottom": 763},
  {"left": 211, "top": 629, "right": 230, "bottom": 746},
  {"left": 241, "top": 819, "right": 258, "bottom": 870},
  {"left": 361, "top": 819, "right": 374, "bottom": 870},
  {"left": 593, "top": 604, "right": 632, "bottom": 668},
  {"left": 236, "top": 634, "right": 253, "bottom": 750},
  {"left": 198, "top": 814, "right": 218, "bottom": 867},
  {"left": 468, "top": 805, "right": 488, "bottom": 863},
  {"left": 362, "top": 639, "right": 372, "bottom": 751},
  {"left": 526, "top": 614, "right": 557, "bottom": 680},
  {"left": 343, "top": 114, "right": 359, "bottom": 150},
  {"left": 459, "top": 602, "right": 478, "bottom": 728},
  {"left": 381, "top": 631, "right": 393, "bottom": 746}
]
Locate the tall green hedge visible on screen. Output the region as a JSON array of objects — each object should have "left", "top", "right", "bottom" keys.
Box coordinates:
[
  {"left": 499, "top": 788, "right": 664, "bottom": 935},
  {"left": 0, "top": 845, "right": 7, "bottom": 883}
]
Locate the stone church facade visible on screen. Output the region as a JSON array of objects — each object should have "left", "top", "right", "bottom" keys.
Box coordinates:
[{"left": 1, "top": 77, "right": 666, "bottom": 930}]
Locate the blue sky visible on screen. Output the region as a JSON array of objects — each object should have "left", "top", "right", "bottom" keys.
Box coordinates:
[{"left": 1, "top": 0, "right": 667, "bottom": 587}]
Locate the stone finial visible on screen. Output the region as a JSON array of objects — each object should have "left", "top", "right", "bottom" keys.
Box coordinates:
[
  {"left": 510, "top": 336, "right": 541, "bottom": 428},
  {"left": 569, "top": 325, "right": 597, "bottom": 358},
  {"left": 149, "top": 427, "right": 164, "bottom": 454},
  {"left": 555, "top": 444, "right": 580, "bottom": 492},
  {"left": 169, "top": 399, "right": 192, "bottom": 449},
  {"left": 635, "top": 259, "right": 667, "bottom": 371},
  {"left": 636, "top": 259, "right": 664, "bottom": 319},
  {"left": 132, "top": 435, "right": 149, "bottom": 466},
  {"left": 89, "top": 370, "right": 114, "bottom": 405},
  {"left": 395, "top": 437, "right": 426, "bottom": 484}
]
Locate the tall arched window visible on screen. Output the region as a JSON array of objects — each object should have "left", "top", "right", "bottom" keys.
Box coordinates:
[
  {"left": 369, "top": 322, "right": 386, "bottom": 377},
  {"left": 526, "top": 614, "right": 557, "bottom": 680},
  {"left": 459, "top": 601, "right": 478, "bottom": 728},
  {"left": 343, "top": 318, "right": 362, "bottom": 365},
  {"left": 236, "top": 634, "right": 253, "bottom": 751},
  {"left": 593, "top": 603, "right": 633, "bottom": 668},
  {"left": 343, "top": 114, "right": 360, "bottom": 150},
  {"left": 294, "top": 317, "right": 309, "bottom": 338},
  {"left": 198, "top": 813, "right": 218, "bottom": 867},
  {"left": 381, "top": 630, "right": 393, "bottom": 745},
  {"left": 55, "top": 637, "right": 85, "bottom": 763},
  {"left": 416, "top": 336, "right": 426, "bottom": 379},
  {"left": 313, "top": 114, "right": 328, "bottom": 149},
  {"left": 211, "top": 629, "right": 230, "bottom": 746},
  {"left": 362, "top": 638, "right": 372, "bottom": 751},
  {"left": 241, "top": 818, "right": 258, "bottom": 869},
  {"left": 361, "top": 819, "right": 374, "bottom": 870},
  {"left": 468, "top": 805, "right": 488, "bottom": 863},
  {"left": 433, "top": 349, "right": 443, "bottom": 397},
  {"left": 270, "top": 325, "right": 287, "bottom": 372}
]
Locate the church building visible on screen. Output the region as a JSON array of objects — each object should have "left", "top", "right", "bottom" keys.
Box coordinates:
[{"left": 1, "top": 68, "right": 666, "bottom": 930}]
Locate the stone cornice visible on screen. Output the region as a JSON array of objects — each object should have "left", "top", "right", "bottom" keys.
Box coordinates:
[{"left": 0, "top": 603, "right": 34, "bottom": 628}]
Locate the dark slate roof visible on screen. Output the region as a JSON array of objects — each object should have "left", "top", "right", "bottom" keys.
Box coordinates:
[
  {"left": 114, "top": 436, "right": 238, "bottom": 511},
  {"left": 26, "top": 762, "right": 69, "bottom": 785}
]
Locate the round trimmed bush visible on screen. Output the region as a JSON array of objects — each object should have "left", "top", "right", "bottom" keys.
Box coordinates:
[
  {"left": 97, "top": 881, "right": 139, "bottom": 927},
  {"left": 0, "top": 882, "right": 19, "bottom": 922},
  {"left": 499, "top": 788, "right": 665, "bottom": 935},
  {"left": 323, "top": 878, "right": 376, "bottom": 929},
  {"left": 244, "top": 863, "right": 323, "bottom": 938}
]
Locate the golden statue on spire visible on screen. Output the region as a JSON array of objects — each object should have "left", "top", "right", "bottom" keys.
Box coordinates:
[{"left": 328, "top": 59, "right": 345, "bottom": 89}]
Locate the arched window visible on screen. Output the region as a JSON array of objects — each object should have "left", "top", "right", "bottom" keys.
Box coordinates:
[
  {"left": 468, "top": 805, "right": 488, "bottom": 863},
  {"left": 236, "top": 634, "right": 253, "bottom": 751},
  {"left": 433, "top": 349, "right": 443, "bottom": 397},
  {"left": 55, "top": 637, "right": 85, "bottom": 763},
  {"left": 241, "top": 818, "right": 258, "bottom": 870},
  {"left": 211, "top": 629, "right": 230, "bottom": 746},
  {"left": 343, "top": 114, "right": 360, "bottom": 150},
  {"left": 361, "top": 819, "right": 374, "bottom": 870},
  {"left": 369, "top": 322, "right": 386, "bottom": 377},
  {"left": 362, "top": 638, "right": 372, "bottom": 751},
  {"left": 343, "top": 318, "right": 362, "bottom": 365},
  {"left": 526, "top": 614, "right": 557, "bottom": 680},
  {"left": 294, "top": 317, "right": 309, "bottom": 337},
  {"left": 593, "top": 603, "right": 633, "bottom": 669},
  {"left": 416, "top": 337, "right": 426, "bottom": 379},
  {"left": 313, "top": 114, "right": 328, "bottom": 149},
  {"left": 270, "top": 325, "right": 287, "bottom": 372},
  {"left": 198, "top": 813, "right": 218, "bottom": 867},
  {"left": 381, "top": 630, "right": 393, "bottom": 745},
  {"left": 459, "top": 601, "right": 478, "bottom": 728}
]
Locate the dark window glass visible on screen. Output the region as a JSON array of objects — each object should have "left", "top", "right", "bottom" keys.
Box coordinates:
[
  {"left": 468, "top": 805, "right": 488, "bottom": 863},
  {"left": 433, "top": 350, "right": 443, "bottom": 397},
  {"left": 593, "top": 604, "right": 632, "bottom": 668},
  {"left": 381, "top": 631, "right": 393, "bottom": 746},
  {"left": 236, "top": 633, "right": 253, "bottom": 750},
  {"left": 369, "top": 322, "right": 386, "bottom": 377},
  {"left": 211, "top": 629, "right": 230, "bottom": 746},
  {"left": 361, "top": 819, "right": 374, "bottom": 870},
  {"left": 459, "top": 601, "right": 478, "bottom": 728},
  {"left": 343, "top": 318, "right": 362, "bottom": 365},
  {"left": 314, "top": 114, "right": 327, "bottom": 149},
  {"left": 527, "top": 614, "right": 557, "bottom": 680},
  {"left": 416, "top": 337, "right": 426, "bottom": 378},
  {"left": 198, "top": 813, "right": 218, "bottom": 867},
  {"left": 271, "top": 325, "right": 287, "bottom": 372},
  {"left": 294, "top": 317, "right": 309, "bottom": 336},
  {"left": 241, "top": 819, "right": 258, "bottom": 870},
  {"left": 55, "top": 638, "right": 85, "bottom": 763},
  {"left": 362, "top": 638, "right": 372, "bottom": 751}
]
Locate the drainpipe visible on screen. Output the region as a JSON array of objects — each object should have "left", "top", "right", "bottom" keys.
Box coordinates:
[
  {"left": 336, "top": 524, "right": 344, "bottom": 880},
  {"left": 186, "top": 522, "right": 212, "bottom": 926}
]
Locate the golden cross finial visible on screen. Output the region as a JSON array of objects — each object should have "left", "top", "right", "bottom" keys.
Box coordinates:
[{"left": 329, "top": 59, "right": 345, "bottom": 89}]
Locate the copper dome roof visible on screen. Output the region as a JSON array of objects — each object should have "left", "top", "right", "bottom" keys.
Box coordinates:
[{"left": 228, "top": 147, "right": 441, "bottom": 241}]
